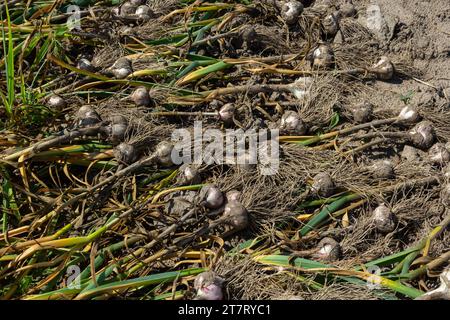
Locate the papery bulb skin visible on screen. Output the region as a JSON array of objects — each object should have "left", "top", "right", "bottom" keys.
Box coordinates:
[
  {"left": 373, "top": 204, "right": 396, "bottom": 233},
  {"left": 311, "top": 172, "right": 335, "bottom": 197},
  {"left": 199, "top": 185, "right": 224, "bottom": 209},
  {"left": 371, "top": 56, "right": 394, "bottom": 80},
  {"left": 281, "top": 1, "right": 304, "bottom": 25}
]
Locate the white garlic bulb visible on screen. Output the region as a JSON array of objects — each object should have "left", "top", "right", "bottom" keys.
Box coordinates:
[
  {"left": 281, "top": 1, "right": 304, "bottom": 25},
  {"left": 280, "top": 111, "right": 307, "bottom": 135},
  {"left": 313, "top": 44, "right": 334, "bottom": 68},
  {"left": 311, "top": 172, "right": 335, "bottom": 197},
  {"left": 371, "top": 56, "right": 394, "bottom": 80},
  {"left": 372, "top": 204, "right": 396, "bottom": 233}
]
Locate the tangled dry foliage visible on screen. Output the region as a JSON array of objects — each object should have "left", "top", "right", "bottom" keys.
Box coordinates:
[{"left": 0, "top": 0, "right": 449, "bottom": 300}]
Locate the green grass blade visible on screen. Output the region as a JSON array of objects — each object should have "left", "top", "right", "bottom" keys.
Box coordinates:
[
  {"left": 2, "top": 2, "right": 15, "bottom": 116},
  {"left": 256, "top": 255, "right": 423, "bottom": 298},
  {"left": 176, "top": 60, "right": 231, "bottom": 85},
  {"left": 300, "top": 193, "right": 361, "bottom": 236},
  {"left": 75, "top": 268, "right": 204, "bottom": 300}
]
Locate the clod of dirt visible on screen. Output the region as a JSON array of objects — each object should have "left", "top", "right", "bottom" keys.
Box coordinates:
[
  {"left": 281, "top": 1, "right": 304, "bottom": 25},
  {"left": 359, "top": 4, "right": 397, "bottom": 41},
  {"left": 351, "top": 101, "right": 373, "bottom": 123},
  {"left": 312, "top": 237, "right": 342, "bottom": 262},
  {"left": 401, "top": 145, "right": 421, "bottom": 162},
  {"left": 372, "top": 204, "right": 396, "bottom": 234},
  {"left": 194, "top": 271, "right": 225, "bottom": 300},
  {"left": 239, "top": 27, "right": 259, "bottom": 51},
  {"left": 428, "top": 143, "right": 450, "bottom": 165},
  {"left": 280, "top": 111, "right": 307, "bottom": 135},
  {"left": 311, "top": 172, "right": 335, "bottom": 197},
  {"left": 199, "top": 184, "right": 224, "bottom": 209},
  {"left": 165, "top": 191, "right": 197, "bottom": 216}
]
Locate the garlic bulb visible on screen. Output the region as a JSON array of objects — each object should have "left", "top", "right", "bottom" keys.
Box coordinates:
[
  {"left": 77, "top": 58, "right": 94, "bottom": 72},
  {"left": 120, "top": 2, "right": 137, "bottom": 15},
  {"left": 107, "top": 115, "right": 128, "bottom": 145},
  {"left": 223, "top": 200, "right": 249, "bottom": 232},
  {"left": 415, "top": 268, "right": 450, "bottom": 300},
  {"left": 114, "top": 142, "right": 138, "bottom": 164},
  {"left": 339, "top": 1, "right": 357, "bottom": 18},
  {"left": 281, "top": 0, "right": 304, "bottom": 25},
  {"left": 193, "top": 271, "right": 225, "bottom": 300},
  {"left": 226, "top": 190, "right": 242, "bottom": 202},
  {"left": 119, "top": 26, "right": 134, "bottom": 36},
  {"left": 290, "top": 77, "right": 313, "bottom": 100},
  {"left": 372, "top": 204, "right": 396, "bottom": 233},
  {"left": 322, "top": 14, "right": 339, "bottom": 36},
  {"left": 371, "top": 160, "right": 394, "bottom": 179},
  {"left": 108, "top": 57, "right": 133, "bottom": 79},
  {"left": 129, "top": 0, "right": 144, "bottom": 5},
  {"left": 312, "top": 237, "right": 341, "bottom": 262},
  {"left": 155, "top": 141, "right": 174, "bottom": 167},
  {"left": 311, "top": 172, "right": 335, "bottom": 197},
  {"left": 313, "top": 44, "right": 334, "bottom": 68},
  {"left": 135, "top": 5, "right": 151, "bottom": 21},
  {"left": 111, "top": 7, "right": 120, "bottom": 16},
  {"left": 371, "top": 56, "right": 394, "bottom": 80},
  {"left": 280, "top": 111, "right": 307, "bottom": 135},
  {"left": 351, "top": 101, "right": 373, "bottom": 123},
  {"left": 135, "top": 5, "right": 150, "bottom": 16},
  {"left": 176, "top": 164, "right": 201, "bottom": 185},
  {"left": 218, "top": 103, "right": 235, "bottom": 123},
  {"left": 47, "top": 95, "right": 66, "bottom": 110},
  {"left": 131, "top": 86, "right": 152, "bottom": 107},
  {"left": 397, "top": 105, "right": 419, "bottom": 123},
  {"left": 428, "top": 143, "right": 450, "bottom": 165},
  {"left": 199, "top": 184, "right": 224, "bottom": 209},
  {"left": 401, "top": 145, "right": 420, "bottom": 162},
  {"left": 76, "top": 105, "right": 102, "bottom": 127},
  {"left": 409, "top": 121, "right": 435, "bottom": 149}
]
